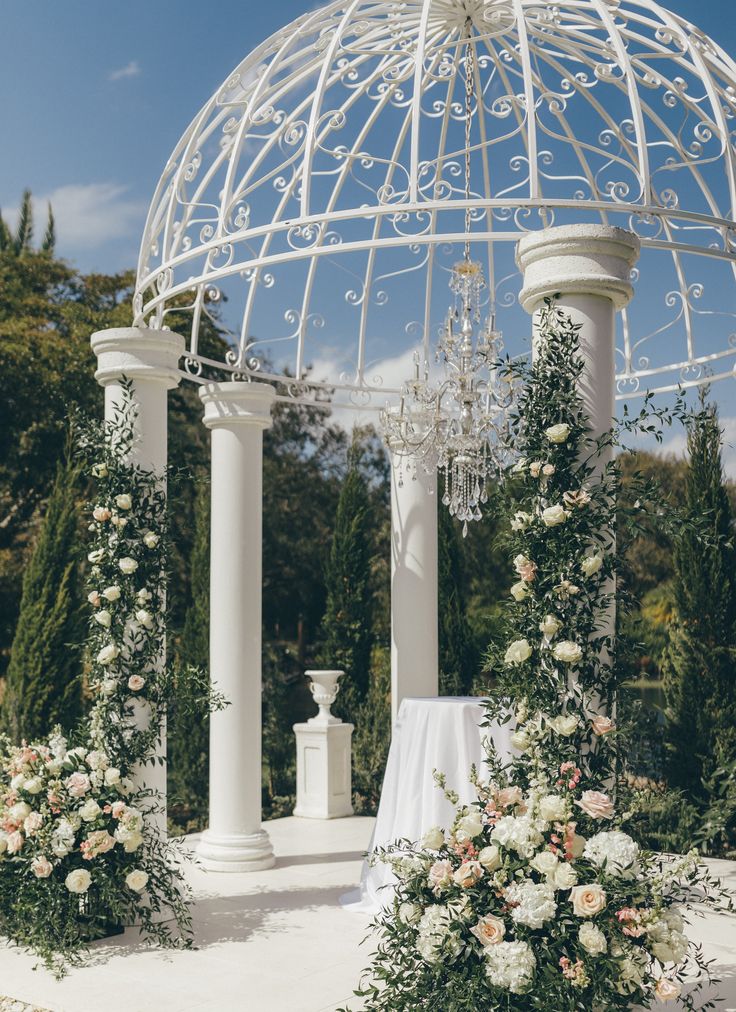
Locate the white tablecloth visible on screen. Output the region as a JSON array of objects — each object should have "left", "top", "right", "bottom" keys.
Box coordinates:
[{"left": 349, "top": 696, "right": 513, "bottom": 912}]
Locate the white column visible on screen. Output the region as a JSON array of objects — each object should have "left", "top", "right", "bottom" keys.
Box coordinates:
[
  {"left": 91, "top": 326, "right": 185, "bottom": 840},
  {"left": 516, "top": 224, "right": 640, "bottom": 451},
  {"left": 390, "top": 456, "right": 439, "bottom": 724},
  {"left": 196, "top": 381, "right": 276, "bottom": 872},
  {"left": 516, "top": 224, "right": 640, "bottom": 718}
]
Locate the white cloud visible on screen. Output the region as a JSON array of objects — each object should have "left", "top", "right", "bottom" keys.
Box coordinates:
[
  {"left": 109, "top": 60, "right": 141, "bottom": 82},
  {"left": 5, "top": 183, "right": 146, "bottom": 250}
]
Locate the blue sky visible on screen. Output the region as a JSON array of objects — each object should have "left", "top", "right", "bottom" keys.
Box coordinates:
[{"left": 2, "top": 0, "right": 736, "bottom": 463}]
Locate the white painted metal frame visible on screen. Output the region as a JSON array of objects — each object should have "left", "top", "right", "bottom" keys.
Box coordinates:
[{"left": 134, "top": 0, "right": 736, "bottom": 406}]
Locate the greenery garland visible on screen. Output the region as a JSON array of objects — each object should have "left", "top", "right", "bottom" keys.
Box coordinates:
[
  {"left": 0, "top": 382, "right": 201, "bottom": 975},
  {"left": 346, "top": 301, "right": 731, "bottom": 1012}
]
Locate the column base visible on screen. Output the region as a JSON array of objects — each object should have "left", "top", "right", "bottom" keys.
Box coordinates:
[{"left": 196, "top": 828, "right": 275, "bottom": 872}]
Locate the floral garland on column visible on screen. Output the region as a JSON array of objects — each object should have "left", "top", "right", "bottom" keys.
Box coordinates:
[
  {"left": 0, "top": 383, "right": 194, "bottom": 974},
  {"left": 347, "top": 302, "right": 731, "bottom": 1011}
]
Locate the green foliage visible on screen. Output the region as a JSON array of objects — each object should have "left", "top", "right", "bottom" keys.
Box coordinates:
[
  {"left": 352, "top": 645, "right": 392, "bottom": 815},
  {"left": 663, "top": 396, "right": 736, "bottom": 803},
  {"left": 168, "top": 476, "right": 210, "bottom": 831},
  {"left": 1, "top": 441, "right": 84, "bottom": 741},
  {"left": 320, "top": 451, "right": 374, "bottom": 713},
  {"left": 438, "top": 484, "right": 477, "bottom": 695}
]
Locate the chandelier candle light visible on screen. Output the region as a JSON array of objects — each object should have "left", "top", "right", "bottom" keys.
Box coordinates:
[{"left": 381, "top": 17, "right": 513, "bottom": 536}]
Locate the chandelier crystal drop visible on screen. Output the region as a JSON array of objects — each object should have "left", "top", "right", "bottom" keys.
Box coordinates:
[{"left": 380, "top": 18, "right": 515, "bottom": 536}]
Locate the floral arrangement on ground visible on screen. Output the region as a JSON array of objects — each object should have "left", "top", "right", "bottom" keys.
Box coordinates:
[
  {"left": 347, "top": 301, "right": 732, "bottom": 1011},
  {"left": 0, "top": 383, "right": 215, "bottom": 974}
]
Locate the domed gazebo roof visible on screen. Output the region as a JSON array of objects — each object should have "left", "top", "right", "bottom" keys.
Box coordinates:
[{"left": 134, "top": 0, "right": 736, "bottom": 407}]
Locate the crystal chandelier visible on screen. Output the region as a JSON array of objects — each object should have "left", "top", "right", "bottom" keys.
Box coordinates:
[{"left": 381, "top": 19, "right": 514, "bottom": 536}]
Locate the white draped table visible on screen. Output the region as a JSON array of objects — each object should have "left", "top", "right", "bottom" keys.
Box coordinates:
[{"left": 348, "top": 696, "right": 513, "bottom": 912}]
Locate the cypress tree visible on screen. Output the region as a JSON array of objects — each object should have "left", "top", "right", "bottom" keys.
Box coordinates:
[
  {"left": 169, "top": 477, "right": 210, "bottom": 827},
  {"left": 438, "top": 488, "right": 477, "bottom": 695},
  {"left": 663, "top": 396, "right": 736, "bottom": 798},
  {"left": 320, "top": 454, "right": 374, "bottom": 716},
  {"left": 2, "top": 447, "right": 83, "bottom": 740}
]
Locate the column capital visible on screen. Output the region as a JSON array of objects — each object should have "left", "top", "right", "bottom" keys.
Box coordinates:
[
  {"left": 199, "top": 381, "right": 276, "bottom": 431},
  {"left": 516, "top": 224, "right": 641, "bottom": 313},
  {"left": 91, "top": 327, "right": 185, "bottom": 389}
]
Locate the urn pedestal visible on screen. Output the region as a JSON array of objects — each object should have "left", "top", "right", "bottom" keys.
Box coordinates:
[{"left": 293, "top": 670, "right": 354, "bottom": 820}]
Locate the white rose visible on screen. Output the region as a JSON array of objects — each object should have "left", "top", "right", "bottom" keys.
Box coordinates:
[
  {"left": 539, "top": 614, "right": 560, "bottom": 638},
  {"left": 550, "top": 862, "right": 577, "bottom": 890},
  {"left": 581, "top": 554, "right": 604, "bottom": 577},
  {"left": 510, "top": 729, "right": 530, "bottom": 752},
  {"left": 456, "top": 811, "right": 483, "bottom": 842},
  {"left": 545, "top": 423, "right": 571, "bottom": 444},
  {"left": 510, "top": 511, "right": 533, "bottom": 532},
  {"left": 94, "top": 610, "right": 112, "bottom": 628},
  {"left": 541, "top": 504, "right": 569, "bottom": 527},
  {"left": 125, "top": 869, "right": 149, "bottom": 892},
  {"left": 23, "top": 777, "right": 43, "bottom": 795},
  {"left": 10, "top": 773, "right": 26, "bottom": 791},
  {"left": 9, "top": 802, "right": 31, "bottom": 822},
  {"left": 115, "top": 494, "right": 132, "bottom": 510},
  {"left": 118, "top": 557, "right": 139, "bottom": 575},
  {"left": 579, "top": 922, "right": 607, "bottom": 955},
  {"left": 421, "top": 826, "right": 445, "bottom": 851},
  {"left": 142, "top": 531, "right": 159, "bottom": 549},
  {"left": 538, "top": 794, "right": 567, "bottom": 822},
  {"left": 97, "top": 643, "right": 120, "bottom": 666},
  {"left": 478, "top": 845, "right": 501, "bottom": 872},
  {"left": 530, "top": 850, "right": 558, "bottom": 876},
  {"left": 135, "top": 609, "right": 154, "bottom": 629},
  {"left": 101, "top": 678, "right": 118, "bottom": 695},
  {"left": 505, "top": 639, "right": 532, "bottom": 665},
  {"left": 137, "top": 588, "right": 152, "bottom": 602},
  {"left": 553, "top": 641, "right": 583, "bottom": 665},
  {"left": 104, "top": 767, "right": 121, "bottom": 786},
  {"left": 550, "top": 714, "right": 578, "bottom": 736},
  {"left": 102, "top": 585, "right": 121, "bottom": 602},
  {"left": 79, "top": 798, "right": 101, "bottom": 822},
  {"left": 510, "top": 581, "right": 530, "bottom": 602},
  {"left": 65, "top": 868, "right": 92, "bottom": 894}
]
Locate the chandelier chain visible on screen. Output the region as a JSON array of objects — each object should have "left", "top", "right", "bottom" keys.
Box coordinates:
[{"left": 463, "top": 16, "right": 474, "bottom": 262}]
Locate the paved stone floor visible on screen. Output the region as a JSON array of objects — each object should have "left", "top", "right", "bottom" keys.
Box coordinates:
[{"left": 0, "top": 817, "right": 734, "bottom": 1012}]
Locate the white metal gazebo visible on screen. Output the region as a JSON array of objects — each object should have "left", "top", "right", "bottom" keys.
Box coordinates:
[
  {"left": 134, "top": 0, "right": 736, "bottom": 404},
  {"left": 90, "top": 0, "right": 736, "bottom": 873}
]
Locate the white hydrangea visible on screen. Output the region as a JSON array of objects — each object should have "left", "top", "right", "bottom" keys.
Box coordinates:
[
  {"left": 50, "top": 818, "right": 76, "bottom": 858},
  {"left": 484, "top": 940, "right": 536, "bottom": 993},
  {"left": 504, "top": 879, "right": 557, "bottom": 930},
  {"left": 583, "top": 831, "right": 639, "bottom": 876},
  {"left": 491, "top": 814, "right": 544, "bottom": 859},
  {"left": 416, "top": 904, "right": 462, "bottom": 965}
]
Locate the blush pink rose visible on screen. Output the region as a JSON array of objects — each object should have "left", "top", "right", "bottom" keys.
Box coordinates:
[
  {"left": 6, "top": 830, "right": 24, "bottom": 854},
  {"left": 31, "top": 855, "right": 53, "bottom": 878},
  {"left": 496, "top": 786, "right": 523, "bottom": 809},
  {"left": 471, "top": 915, "right": 506, "bottom": 947},
  {"left": 570, "top": 883, "right": 607, "bottom": 917},
  {"left": 66, "top": 772, "right": 91, "bottom": 798},
  {"left": 576, "top": 790, "right": 614, "bottom": 820},
  {"left": 453, "top": 860, "right": 483, "bottom": 888},
  {"left": 655, "top": 979, "right": 681, "bottom": 1001},
  {"left": 128, "top": 675, "right": 145, "bottom": 692},
  {"left": 428, "top": 859, "right": 454, "bottom": 892},
  {"left": 591, "top": 715, "right": 616, "bottom": 736},
  {"left": 93, "top": 506, "right": 112, "bottom": 522}
]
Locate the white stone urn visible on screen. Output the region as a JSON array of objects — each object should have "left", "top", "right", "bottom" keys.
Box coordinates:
[{"left": 305, "top": 669, "right": 344, "bottom": 725}]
